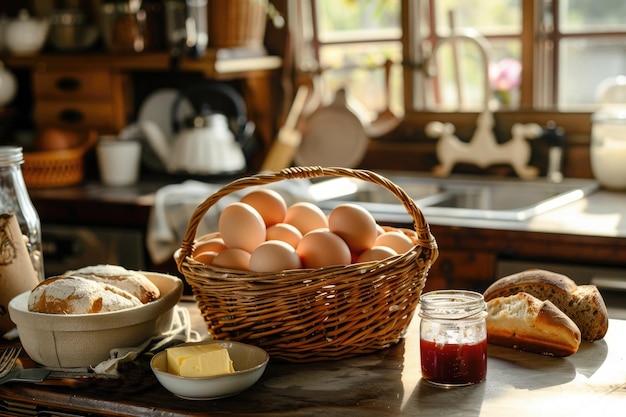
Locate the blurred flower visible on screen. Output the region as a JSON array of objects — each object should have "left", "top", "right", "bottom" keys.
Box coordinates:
[{"left": 489, "top": 58, "right": 521, "bottom": 107}]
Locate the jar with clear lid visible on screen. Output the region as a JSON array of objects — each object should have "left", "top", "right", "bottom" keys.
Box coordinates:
[
  {"left": 418, "top": 290, "right": 487, "bottom": 386},
  {"left": 590, "top": 107, "right": 626, "bottom": 190},
  {"left": 0, "top": 147, "right": 44, "bottom": 281}
]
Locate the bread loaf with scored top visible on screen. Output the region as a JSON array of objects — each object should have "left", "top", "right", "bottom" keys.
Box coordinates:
[
  {"left": 28, "top": 276, "right": 142, "bottom": 314},
  {"left": 64, "top": 264, "right": 160, "bottom": 304}
]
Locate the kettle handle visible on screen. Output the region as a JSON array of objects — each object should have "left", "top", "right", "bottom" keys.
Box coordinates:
[{"left": 171, "top": 82, "right": 249, "bottom": 138}]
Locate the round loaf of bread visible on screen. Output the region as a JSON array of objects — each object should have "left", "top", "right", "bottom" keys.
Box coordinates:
[
  {"left": 64, "top": 265, "right": 160, "bottom": 304},
  {"left": 483, "top": 269, "right": 608, "bottom": 341},
  {"left": 28, "top": 276, "right": 142, "bottom": 314}
]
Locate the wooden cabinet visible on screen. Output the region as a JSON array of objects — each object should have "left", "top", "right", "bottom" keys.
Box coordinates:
[
  {"left": 4, "top": 52, "right": 282, "bottom": 157},
  {"left": 33, "top": 69, "right": 131, "bottom": 132}
]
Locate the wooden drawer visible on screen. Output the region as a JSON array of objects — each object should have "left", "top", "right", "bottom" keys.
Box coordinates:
[
  {"left": 34, "top": 100, "right": 124, "bottom": 131},
  {"left": 33, "top": 70, "right": 119, "bottom": 100}
]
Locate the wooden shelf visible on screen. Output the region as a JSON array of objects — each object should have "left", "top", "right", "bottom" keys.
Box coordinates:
[{"left": 2, "top": 50, "right": 282, "bottom": 79}]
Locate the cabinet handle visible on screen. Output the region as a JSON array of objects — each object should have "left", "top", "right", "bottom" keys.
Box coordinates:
[
  {"left": 58, "top": 109, "right": 85, "bottom": 124},
  {"left": 55, "top": 77, "right": 82, "bottom": 92}
]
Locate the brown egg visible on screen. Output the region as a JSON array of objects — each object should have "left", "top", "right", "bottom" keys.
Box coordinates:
[
  {"left": 374, "top": 231, "right": 414, "bottom": 254},
  {"left": 266, "top": 223, "right": 303, "bottom": 248},
  {"left": 357, "top": 246, "right": 397, "bottom": 263},
  {"left": 284, "top": 202, "right": 329, "bottom": 235},
  {"left": 193, "top": 237, "right": 227, "bottom": 257},
  {"left": 296, "top": 229, "right": 351, "bottom": 269},
  {"left": 240, "top": 189, "right": 287, "bottom": 227},
  {"left": 218, "top": 202, "right": 266, "bottom": 253},
  {"left": 328, "top": 203, "right": 378, "bottom": 255},
  {"left": 34, "top": 128, "right": 81, "bottom": 151},
  {"left": 249, "top": 240, "right": 302, "bottom": 272},
  {"left": 212, "top": 248, "right": 251, "bottom": 270},
  {"left": 194, "top": 250, "right": 219, "bottom": 265}
]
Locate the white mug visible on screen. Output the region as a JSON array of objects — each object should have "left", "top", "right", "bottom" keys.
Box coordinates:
[{"left": 96, "top": 137, "right": 142, "bottom": 187}]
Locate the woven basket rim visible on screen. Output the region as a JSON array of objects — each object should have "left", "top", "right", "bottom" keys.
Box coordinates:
[{"left": 176, "top": 166, "right": 438, "bottom": 271}]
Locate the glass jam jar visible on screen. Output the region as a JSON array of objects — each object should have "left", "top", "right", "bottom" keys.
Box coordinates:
[{"left": 418, "top": 290, "right": 488, "bottom": 386}]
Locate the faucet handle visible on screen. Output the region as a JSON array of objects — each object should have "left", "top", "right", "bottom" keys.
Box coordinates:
[
  {"left": 542, "top": 120, "right": 565, "bottom": 148},
  {"left": 541, "top": 121, "right": 565, "bottom": 182}
]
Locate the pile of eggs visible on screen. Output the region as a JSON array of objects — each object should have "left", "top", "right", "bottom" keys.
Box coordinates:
[{"left": 192, "top": 188, "right": 415, "bottom": 272}]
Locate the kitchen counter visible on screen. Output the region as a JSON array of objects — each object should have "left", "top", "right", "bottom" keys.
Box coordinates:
[
  {"left": 29, "top": 179, "right": 626, "bottom": 269},
  {"left": 29, "top": 178, "right": 626, "bottom": 237},
  {"left": 0, "top": 299, "right": 624, "bottom": 416}
]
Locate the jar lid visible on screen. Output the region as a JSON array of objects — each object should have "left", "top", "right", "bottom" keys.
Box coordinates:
[
  {"left": 419, "top": 290, "right": 487, "bottom": 320},
  {"left": 591, "top": 106, "right": 626, "bottom": 122},
  {"left": 0, "top": 146, "right": 24, "bottom": 165}
]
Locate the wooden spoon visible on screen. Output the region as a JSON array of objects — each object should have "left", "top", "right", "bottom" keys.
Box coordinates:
[{"left": 365, "top": 59, "right": 401, "bottom": 138}]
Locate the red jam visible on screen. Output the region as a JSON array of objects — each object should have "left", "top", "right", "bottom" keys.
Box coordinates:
[{"left": 420, "top": 338, "right": 487, "bottom": 386}]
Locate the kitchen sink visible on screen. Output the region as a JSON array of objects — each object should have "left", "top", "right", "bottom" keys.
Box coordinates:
[{"left": 309, "top": 173, "right": 599, "bottom": 221}]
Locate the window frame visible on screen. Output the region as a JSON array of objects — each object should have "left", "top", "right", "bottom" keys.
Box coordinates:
[{"left": 289, "top": 0, "right": 598, "bottom": 178}]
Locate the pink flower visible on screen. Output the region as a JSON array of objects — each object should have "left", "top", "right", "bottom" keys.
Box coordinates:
[{"left": 489, "top": 58, "right": 522, "bottom": 92}]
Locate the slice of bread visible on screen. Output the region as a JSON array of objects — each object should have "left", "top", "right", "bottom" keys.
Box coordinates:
[
  {"left": 483, "top": 269, "right": 608, "bottom": 341},
  {"left": 486, "top": 292, "right": 581, "bottom": 357}
]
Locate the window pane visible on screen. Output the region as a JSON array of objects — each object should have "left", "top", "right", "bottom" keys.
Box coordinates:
[
  {"left": 319, "top": 42, "right": 403, "bottom": 119},
  {"left": 560, "top": 0, "right": 626, "bottom": 33},
  {"left": 316, "top": 0, "right": 401, "bottom": 42},
  {"left": 434, "top": 0, "right": 521, "bottom": 35},
  {"left": 559, "top": 37, "right": 626, "bottom": 109},
  {"left": 415, "top": 0, "right": 523, "bottom": 111}
]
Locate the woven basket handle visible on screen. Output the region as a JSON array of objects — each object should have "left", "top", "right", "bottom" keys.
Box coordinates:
[{"left": 177, "top": 166, "right": 437, "bottom": 269}]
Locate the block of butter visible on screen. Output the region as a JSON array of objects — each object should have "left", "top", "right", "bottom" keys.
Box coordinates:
[{"left": 166, "top": 344, "right": 235, "bottom": 377}]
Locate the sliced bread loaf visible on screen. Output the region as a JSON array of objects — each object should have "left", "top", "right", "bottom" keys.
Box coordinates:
[
  {"left": 486, "top": 292, "right": 581, "bottom": 357},
  {"left": 483, "top": 269, "right": 608, "bottom": 341}
]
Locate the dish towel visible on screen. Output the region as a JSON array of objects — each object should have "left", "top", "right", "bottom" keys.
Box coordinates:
[
  {"left": 146, "top": 176, "right": 316, "bottom": 265},
  {"left": 91, "top": 305, "right": 202, "bottom": 377}
]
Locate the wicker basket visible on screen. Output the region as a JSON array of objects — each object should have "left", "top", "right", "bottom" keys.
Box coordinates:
[
  {"left": 22, "top": 130, "right": 97, "bottom": 189},
  {"left": 176, "top": 166, "right": 439, "bottom": 362},
  {"left": 208, "top": 0, "right": 267, "bottom": 48}
]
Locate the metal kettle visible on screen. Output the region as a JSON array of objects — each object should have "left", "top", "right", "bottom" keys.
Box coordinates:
[{"left": 144, "top": 82, "right": 255, "bottom": 175}]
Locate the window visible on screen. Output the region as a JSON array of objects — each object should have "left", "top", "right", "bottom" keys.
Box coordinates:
[{"left": 292, "top": 0, "right": 626, "bottom": 120}]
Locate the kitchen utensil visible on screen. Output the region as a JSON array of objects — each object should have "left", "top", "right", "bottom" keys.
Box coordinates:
[
  {"left": 48, "top": 8, "right": 99, "bottom": 51},
  {"left": 0, "top": 347, "right": 20, "bottom": 379},
  {"left": 365, "top": 59, "right": 401, "bottom": 138},
  {"left": 294, "top": 88, "right": 368, "bottom": 168},
  {"left": 143, "top": 82, "right": 254, "bottom": 175},
  {"left": 4, "top": 9, "right": 49, "bottom": 55},
  {"left": 138, "top": 88, "right": 195, "bottom": 171},
  {"left": 96, "top": 136, "right": 142, "bottom": 187},
  {"left": 0, "top": 62, "right": 17, "bottom": 107},
  {"left": 101, "top": 2, "right": 148, "bottom": 53},
  {"left": 0, "top": 367, "right": 50, "bottom": 385},
  {"left": 261, "top": 84, "right": 309, "bottom": 171},
  {"left": 185, "top": 0, "right": 208, "bottom": 57}
]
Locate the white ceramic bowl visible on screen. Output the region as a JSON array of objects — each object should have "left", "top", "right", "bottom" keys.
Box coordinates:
[
  {"left": 150, "top": 340, "right": 269, "bottom": 400},
  {"left": 8, "top": 272, "right": 183, "bottom": 368}
]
